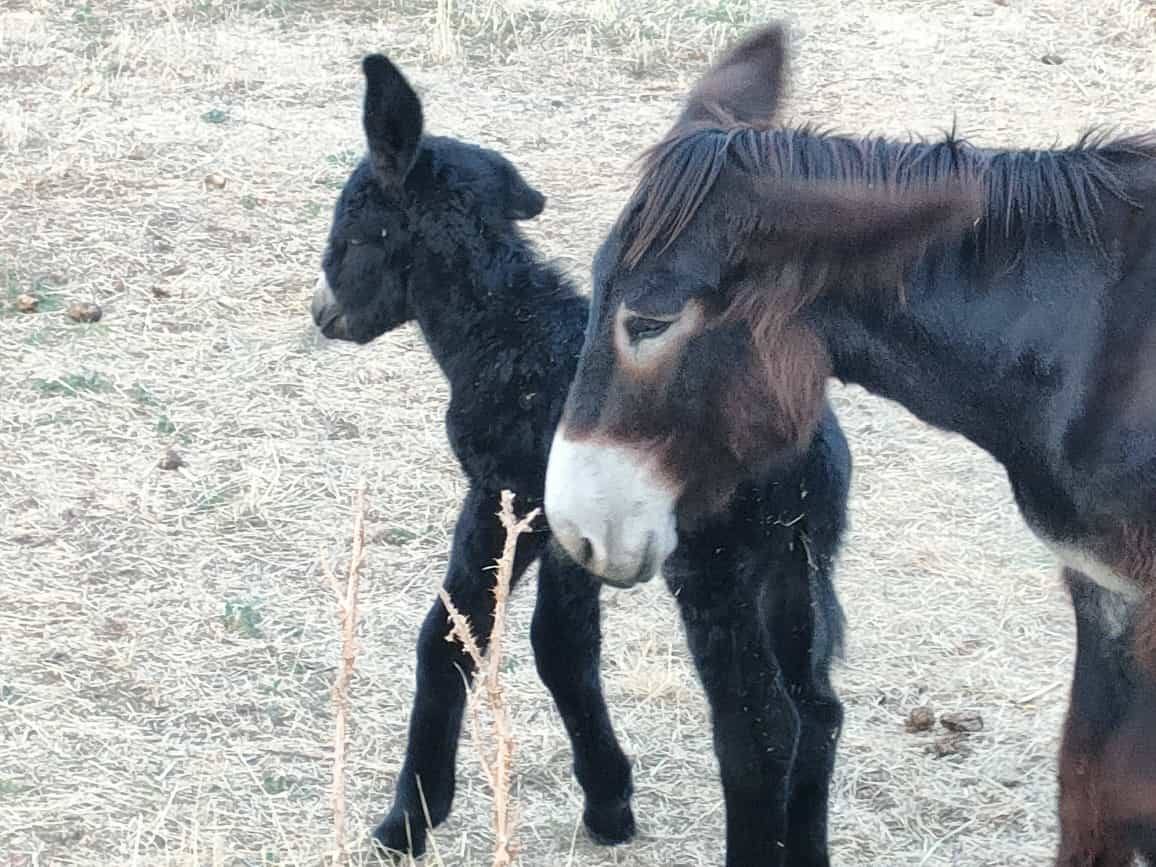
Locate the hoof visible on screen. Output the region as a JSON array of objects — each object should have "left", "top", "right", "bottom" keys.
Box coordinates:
[
  {"left": 372, "top": 810, "right": 427, "bottom": 859},
  {"left": 584, "top": 799, "right": 636, "bottom": 846}
]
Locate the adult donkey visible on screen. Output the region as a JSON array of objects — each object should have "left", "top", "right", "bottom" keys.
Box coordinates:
[
  {"left": 545, "top": 22, "right": 1156, "bottom": 867},
  {"left": 312, "top": 52, "right": 852, "bottom": 865}
]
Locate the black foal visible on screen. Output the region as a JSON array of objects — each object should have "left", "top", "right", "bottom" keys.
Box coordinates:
[{"left": 310, "top": 53, "right": 851, "bottom": 866}]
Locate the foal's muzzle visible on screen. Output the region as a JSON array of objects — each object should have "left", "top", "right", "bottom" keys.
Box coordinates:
[
  {"left": 544, "top": 429, "right": 679, "bottom": 588},
  {"left": 311, "top": 271, "right": 350, "bottom": 340}
]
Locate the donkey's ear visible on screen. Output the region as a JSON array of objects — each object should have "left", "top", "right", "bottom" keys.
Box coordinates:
[
  {"left": 676, "top": 23, "right": 788, "bottom": 131},
  {"left": 748, "top": 177, "right": 985, "bottom": 261},
  {"left": 362, "top": 54, "right": 423, "bottom": 188}
]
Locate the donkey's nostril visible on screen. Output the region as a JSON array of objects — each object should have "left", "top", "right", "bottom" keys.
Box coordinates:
[{"left": 578, "top": 536, "right": 595, "bottom": 567}]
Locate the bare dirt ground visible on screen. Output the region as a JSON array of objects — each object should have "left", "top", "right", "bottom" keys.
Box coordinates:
[{"left": 3, "top": 0, "right": 1155, "bottom": 864}]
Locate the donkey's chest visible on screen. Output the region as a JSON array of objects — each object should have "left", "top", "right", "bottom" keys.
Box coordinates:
[
  {"left": 1005, "top": 455, "right": 1156, "bottom": 596},
  {"left": 1027, "top": 518, "right": 1156, "bottom": 600},
  {"left": 1040, "top": 537, "right": 1144, "bottom": 598}
]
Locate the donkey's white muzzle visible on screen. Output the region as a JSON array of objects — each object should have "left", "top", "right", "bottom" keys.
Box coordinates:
[{"left": 544, "top": 428, "right": 679, "bottom": 587}]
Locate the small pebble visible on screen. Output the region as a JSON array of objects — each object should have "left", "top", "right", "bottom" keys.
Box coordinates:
[
  {"left": 158, "top": 448, "right": 185, "bottom": 471},
  {"left": 204, "top": 173, "right": 227, "bottom": 190},
  {"left": 66, "top": 301, "right": 103, "bottom": 323},
  {"left": 1041, "top": 53, "right": 1065, "bottom": 66},
  {"left": 15, "top": 293, "right": 39, "bottom": 313}
]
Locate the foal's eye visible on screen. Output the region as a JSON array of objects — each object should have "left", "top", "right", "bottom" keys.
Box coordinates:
[
  {"left": 347, "top": 238, "right": 364, "bottom": 247},
  {"left": 625, "top": 316, "right": 674, "bottom": 343}
]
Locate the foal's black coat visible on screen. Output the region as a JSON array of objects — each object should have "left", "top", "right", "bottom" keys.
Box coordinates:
[{"left": 310, "top": 54, "right": 852, "bottom": 866}]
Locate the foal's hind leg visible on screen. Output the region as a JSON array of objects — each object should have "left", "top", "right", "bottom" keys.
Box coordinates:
[
  {"left": 373, "top": 487, "right": 544, "bottom": 858},
  {"left": 1055, "top": 569, "right": 1135, "bottom": 867},
  {"left": 532, "top": 543, "right": 635, "bottom": 845},
  {"left": 667, "top": 563, "right": 800, "bottom": 867}
]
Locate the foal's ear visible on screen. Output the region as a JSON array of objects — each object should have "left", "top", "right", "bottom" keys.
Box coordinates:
[
  {"left": 676, "top": 23, "right": 788, "bottom": 131},
  {"left": 748, "top": 177, "right": 985, "bottom": 261},
  {"left": 362, "top": 54, "right": 424, "bottom": 188}
]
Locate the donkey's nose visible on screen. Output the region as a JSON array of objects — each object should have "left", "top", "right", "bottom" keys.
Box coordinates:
[
  {"left": 311, "top": 271, "right": 348, "bottom": 339},
  {"left": 576, "top": 535, "right": 595, "bottom": 568},
  {"left": 545, "top": 426, "right": 680, "bottom": 587},
  {"left": 310, "top": 271, "right": 333, "bottom": 322},
  {"left": 551, "top": 518, "right": 607, "bottom": 574}
]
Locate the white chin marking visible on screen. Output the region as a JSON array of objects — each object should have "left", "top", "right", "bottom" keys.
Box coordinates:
[
  {"left": 314, "top": 270, "right": 332, "bottom": 297},
  {"left": 544, "top": 428, "right": 680, "bottom": 586}
]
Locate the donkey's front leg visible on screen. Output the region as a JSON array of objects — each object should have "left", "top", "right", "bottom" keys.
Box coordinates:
[
  {"left": 373, "top": 487, "right": 544, "bottom": 858},
  {"left": 1055, "top": 569, "right": 1135, "bottom": 867},
  {"left": 532, "top": 543, "right": 635, "bottom": 846},
  {"left": 669, "top": 567, "right": 800, "bottom": 867}
]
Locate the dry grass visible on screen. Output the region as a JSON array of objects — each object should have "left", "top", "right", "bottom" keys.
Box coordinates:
[{"left": 1, "top": 0, "right": 1154, "bottom": 865}]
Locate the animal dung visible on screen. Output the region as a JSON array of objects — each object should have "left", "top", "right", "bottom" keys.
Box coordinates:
[
  {"left": 66, "top": 301, "right": 103, "bottom": 323},
  {"left": 928, "top": 733, "right": 972, "bottom": 759},
  {"left": 911, "top": 709, "right": 984, "bottom": 759},
  {"left": 14, "top": 293, "right": 39, "bottom": 313},
  {"left": 940, "top": 710, "right": 984, "bottom": 733},
  {"left": 905, "top": 705, "right": 936, "bottom": 733}
]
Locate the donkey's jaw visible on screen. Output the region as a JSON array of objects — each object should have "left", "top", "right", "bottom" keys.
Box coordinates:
[{"left": 544, "top": 429, "right": 679, "bottom": 587}]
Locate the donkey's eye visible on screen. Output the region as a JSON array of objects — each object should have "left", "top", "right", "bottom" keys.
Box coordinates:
[{"left": 625, "top": 316, "right": 674, "bottom": 343}]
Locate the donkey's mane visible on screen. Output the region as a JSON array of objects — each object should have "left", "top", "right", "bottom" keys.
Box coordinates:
[{"left": 620, "top": 124, "right": 1156, "bottom": 268}]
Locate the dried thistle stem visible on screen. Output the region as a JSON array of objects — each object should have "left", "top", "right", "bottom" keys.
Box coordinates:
[
  {"left": 440, "top": 489, "right": 539, "bottom": 867},
  {"left": 320, "top": 480, "right": 368, "bottom": 866}
]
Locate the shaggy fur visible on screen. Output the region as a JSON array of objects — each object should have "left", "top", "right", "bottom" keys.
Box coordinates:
[
  {"left": 622, "top": 123, "right": 1156, "bottom": 269},
  {"left": 310, "top": 54, "right": 853, "bottom": 867}
]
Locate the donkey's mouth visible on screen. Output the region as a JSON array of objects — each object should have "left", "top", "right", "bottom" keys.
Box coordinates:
[
  {"left": 315, "top": 308, "right": 347, "bottom": 340},
  {"left": 310, "top": 271, "right": 350, "bottom": 340},
  {"left": 597, "top": 536, "right": 659, "bottom": 589},
  {"left": 630, "top": 533, "right": 661, "bottom": 587}
]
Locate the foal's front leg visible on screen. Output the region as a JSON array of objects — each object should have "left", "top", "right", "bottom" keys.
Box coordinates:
[
  {"left": 532, "top": 543, "right": 635, "bottom": 845},
  {"left": 770, "top": 555, "right": 843, "bottom": 867},
  {"left": 668, "top": 564, "right": 801, "bottom": 867},
  {"left": 374, "top": 487, "right": 544, "bottom": 857}
]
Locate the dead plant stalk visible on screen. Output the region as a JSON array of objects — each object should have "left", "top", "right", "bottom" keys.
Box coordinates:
[
  {"left": 439, "top": 489, "right": 539, "bottom": 867},
  {"left": 322, "top": 480, "right": 368, "bottom": 866}
]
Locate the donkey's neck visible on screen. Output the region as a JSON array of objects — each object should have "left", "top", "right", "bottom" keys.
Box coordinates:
[{"left": 810, "top": 248, "right": 1116, "bottom": 470}]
